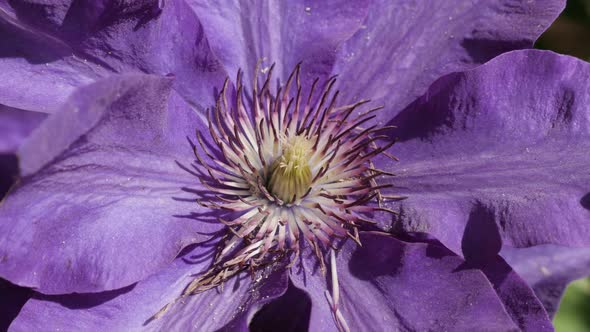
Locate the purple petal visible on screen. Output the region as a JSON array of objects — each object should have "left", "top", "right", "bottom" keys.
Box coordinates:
[
  {"left": 0, "top": 105, "right": 46, "bottom": 199},
  {"left": 187, "top": 0, "right": 370, "bottom": 91},
  {"left": 9, "top": 245, "right": 289, "bottom": 331},
  {"left": 0, "top": 74, "right": 221, "bottom": 294},
  {"left": 476, "top": 255, "right": 552, "bottom": 331},
  {"left": 334, "top": 0, "right": 565, "bottom": 122},
  {"left": 0, "top": 9, "right": 109, "bottom": 113},
  {"left": 290, "top": 233, "right": 523, "bottom": 331},
  {"left": 0, "top": 105, "right": 46, "bottom": 154},
  {"left": 502, "top": 245, "right": 590, "bottom": 317},
  {"left": 0, "top": 0, "right": 226, "bottom": 113},
  {"left": 383, "top": 50, "right": 590, "bottom": 256}
]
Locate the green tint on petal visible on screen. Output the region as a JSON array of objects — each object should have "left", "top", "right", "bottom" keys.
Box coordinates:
[{"left": 554, "top": 278, "right": 590, "bottom": 332}]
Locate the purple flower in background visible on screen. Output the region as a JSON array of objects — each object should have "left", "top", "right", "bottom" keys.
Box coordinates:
[{"left": 1, "top": 0, "right": 589, "bottom": 331}]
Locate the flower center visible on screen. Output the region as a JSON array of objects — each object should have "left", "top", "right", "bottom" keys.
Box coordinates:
[
  {"left": 152, "top": 64, "right": 402, "bottom": 325},
  {"left": 267, "top": 135, "right": 313, "bottom": 203},
  {"left": 182, "top": 63, "right": 398, "bottom": 295}
]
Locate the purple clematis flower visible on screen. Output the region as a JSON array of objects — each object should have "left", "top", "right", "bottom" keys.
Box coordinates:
[{"left": 1, "top": 0, "right": 589, "bottom": 331}]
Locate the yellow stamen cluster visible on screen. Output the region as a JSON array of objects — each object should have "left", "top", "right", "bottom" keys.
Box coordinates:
[{"left": 267, "top": 135, "right": 313, "bottom": 202}]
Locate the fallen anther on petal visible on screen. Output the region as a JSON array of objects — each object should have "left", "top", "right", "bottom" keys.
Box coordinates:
[
  {"left": 383, "top": 152, "right": 399, "bottom": 161},
  {"left": 147, "top": 301, "right": 175, "bottom": 324},
  {"left": 368, "top": 168, "right": 396, "bottom": 176},
  {"left": 347, "top": 231, "right": 362, "bottom": 246},
  {"left": 376, "top": 207, "right": 399, "bottom": 215},
  {"left": 382, "top": 195, "right": 408, "bottom": 201}
]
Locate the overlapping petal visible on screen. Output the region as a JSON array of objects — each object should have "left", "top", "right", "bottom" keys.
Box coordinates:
[
  {"left": 334, "top": 0, "right": 565, "bottom": 122},
  {"left": 0, "top": 74, "right": 220, "bottom": 294},
  {"left": 0, "top": 105, "right": 46, "bottom": 154},
  {"left": 474, "top": 255, "right": 553, "bottom": 331},
  {"left": 9, "top": 244, "right": 289, "bottom": 331},
  {"left": 186, "top": 0, "right": 370, "bottom": 92},
  {"left": 382, "top": 50, "right": 590, "bottom": 257},
  {"left": 0, "top": 105, "right": 47, "bottom": 200},
  {"left": 502, "top": 244, "right": 590, "bottom": 317},
  {"left": 289, "top": 232, "right": 536, "bottom": 331},
  {"left": 0, "top": 4, "right": 115, "bottom": 113},
  {"left": 0, "top": 105, "right": 46, "bottom": 199},
  {"left": 0, "top": 0, "right": 226, "bottom": 113}
]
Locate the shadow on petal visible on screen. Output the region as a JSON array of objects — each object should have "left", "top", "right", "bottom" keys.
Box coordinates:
[
  {"left": 385, "top": 76, "right": 458, "bottom": 143},
  {"left": 349, "top": 234, "right": 403, "bottom": 280},
  {"left": 0, "top": 278, "right": 32, "bottom": 331},
  {"left": 580, "top": 193, "right": 590, "bottom": 210},
  {"left": 0, "top": 18, "right": 70, "bottom": 64},
  {"left": 0, "top": 154, "right": 18, "bottom": 198},
  {"left": 461, "top": 38, "right": 529, "bottom": 64},
  {"left": 249, "top": 280, "right": 311, "bottom": 332},
  {"left": 35, "top": 284, "right": 136, "bottom": 310},
  {"left": 461, "top": 201, "right": 502, "bottom": 264}
]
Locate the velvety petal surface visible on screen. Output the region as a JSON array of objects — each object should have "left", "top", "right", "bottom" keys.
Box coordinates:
[
  {"left": 381, "top": 50, "right": 590, "bottom": 257},
  {"left": 0, "top": 0, "right": 226, "bottom": 113},
  {"left": 187, "top": 0, "right": 370, "bottom": 92},
  {"left": 290, "top": 233, "right": 525, "bottom": 331},
  {"left": 502, "top": 244, "right": 590, "bottom": 317},
  {"left": 334, "top": 0, "right": 565, "bottom": 122},
  {"left": 9, "top": 244, "right": 289, "bottom": 332},
  {"left": 0, "top": 74, "right": 221, "bottom": 294}
]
